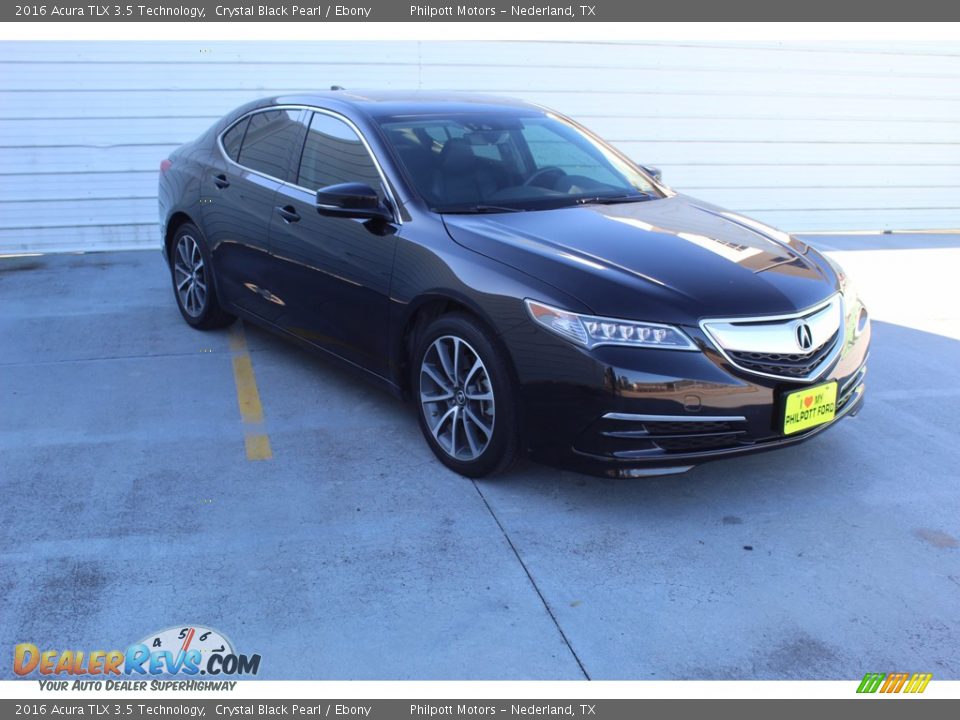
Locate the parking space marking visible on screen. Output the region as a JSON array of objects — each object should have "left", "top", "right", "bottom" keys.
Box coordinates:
[
  {"left": 470, "top": 481, "right": 591, "bottom": 680},
  {"left": 232, "top": 354, "right": 265, "bottom": 424},
  {"left": 243, "top": 433, "right": 272, "bottom": 461},
  {"left": 229, "top": 320, "right": 273, "bottom": 461}
]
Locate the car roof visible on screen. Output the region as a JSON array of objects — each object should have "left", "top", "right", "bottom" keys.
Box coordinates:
[{"left": 263, "top": 90, "right": 548, "bottom": 119}]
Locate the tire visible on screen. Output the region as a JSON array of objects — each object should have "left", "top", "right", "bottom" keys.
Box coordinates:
[
  {"left": 413, "top": 313, "right": 520, "bottom": 478},
  {"left": 169, "top": 222, "right": 235, "bottom": 330}
]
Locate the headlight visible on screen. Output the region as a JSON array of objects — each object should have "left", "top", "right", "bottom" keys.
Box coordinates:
[{"left": 525, "top": 299, "right": 698, "bottom": 350}]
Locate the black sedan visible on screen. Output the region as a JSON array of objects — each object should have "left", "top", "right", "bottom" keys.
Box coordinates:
[{"left": 159, "top": 90, "right": 870, "bottom": 478}]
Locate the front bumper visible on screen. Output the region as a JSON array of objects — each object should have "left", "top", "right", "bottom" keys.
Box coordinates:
[{"left": 501, "top": 308, "right": 870, "bottom": 478}]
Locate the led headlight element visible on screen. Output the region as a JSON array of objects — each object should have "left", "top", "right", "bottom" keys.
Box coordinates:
[{"left": 525, "top": 300, "right": 698, "bottom": 350}]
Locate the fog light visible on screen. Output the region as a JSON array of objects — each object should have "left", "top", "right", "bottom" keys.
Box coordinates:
[{"left": 615, "top": 466, "right": 695, "bottom": 478}]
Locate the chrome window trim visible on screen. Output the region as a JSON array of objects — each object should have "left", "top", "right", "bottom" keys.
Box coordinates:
[
  {"left": 603, "top": 413, "right": 747, "bottom": 423},
  {"left": 699, "top": 293, "right": 845, "bottom": 384},
  {"left": 216, "top": 104, "right": 403, "bottom": 226}
]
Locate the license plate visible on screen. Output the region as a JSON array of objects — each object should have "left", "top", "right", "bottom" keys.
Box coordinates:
[{"left": 783, "top": 381, "right": 838, "bottom": 435}]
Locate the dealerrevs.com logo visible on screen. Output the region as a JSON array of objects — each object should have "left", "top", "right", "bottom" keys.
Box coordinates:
[{"left": 14, "top": 625, "right": 261, "bottom": 681}]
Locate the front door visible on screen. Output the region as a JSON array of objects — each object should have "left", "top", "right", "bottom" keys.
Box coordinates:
[{"left": 268, "top": 111, "right": 398, "bottom": 378}]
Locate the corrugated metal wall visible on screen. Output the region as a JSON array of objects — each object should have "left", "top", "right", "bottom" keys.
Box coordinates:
[{"left": 1, "top": 40, "right": 958, "bottom": 254}]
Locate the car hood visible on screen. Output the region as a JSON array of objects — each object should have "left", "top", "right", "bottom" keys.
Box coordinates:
[{"left": 441, "top": 194, "right": 838, "bottom": 325}]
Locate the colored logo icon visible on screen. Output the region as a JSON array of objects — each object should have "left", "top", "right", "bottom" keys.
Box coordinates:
[{"left": 857, "top": 672, "right": 932, "bottom": 694}]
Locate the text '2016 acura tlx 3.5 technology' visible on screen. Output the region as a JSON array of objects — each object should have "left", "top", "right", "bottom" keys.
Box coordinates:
[{"left": 159, "top": 90, "right": 870, "bottom": 479}]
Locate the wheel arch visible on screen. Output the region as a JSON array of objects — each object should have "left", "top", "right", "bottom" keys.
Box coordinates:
[
  {"left": 395, "top": 291, "right": 519, "bottom": 399},
  {"left": 163, "top": 212, "right": 229, "bottom": 312},
  {"left": 163, "top": 211, "right": 196, "bottom": 266}
]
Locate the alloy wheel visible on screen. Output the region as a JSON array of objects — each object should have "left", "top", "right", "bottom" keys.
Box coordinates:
[
  {"left": 419, "top": 335, "right": 495, "bottom": 461},
  {"left": 173, "top": 234, "right": 207, "bottom": 318}
]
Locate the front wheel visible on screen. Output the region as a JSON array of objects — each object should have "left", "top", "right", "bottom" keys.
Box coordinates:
[{"left": 413, "top": 313, "right": 520, "bottom": 478}]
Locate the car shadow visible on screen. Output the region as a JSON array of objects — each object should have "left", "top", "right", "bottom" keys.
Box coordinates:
[
  {"left": 477, "top": 319, "right": 960, "bottom": 517},
  {"left": 239, "top": 316, "right": 959, "bottom": 512}
]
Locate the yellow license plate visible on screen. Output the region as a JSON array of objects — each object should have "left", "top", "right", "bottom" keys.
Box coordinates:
[{"left": 783, "top": 381, "right": 838, "bottom": 435}]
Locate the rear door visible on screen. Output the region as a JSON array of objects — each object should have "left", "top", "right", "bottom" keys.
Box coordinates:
[
  {"left": 268, "top": 110, "right": 398, "bottom": 377},
  {"left": 201, "top": 108, "right": 307, "bottom": 321}
]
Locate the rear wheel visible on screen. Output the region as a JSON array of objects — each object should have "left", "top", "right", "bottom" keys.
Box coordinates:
[
  {"left": 170, "top": 223, "right": 235, "bottom": 330},
  {"left": 414, "top": 313, "right": 520, "bottom": 478}
]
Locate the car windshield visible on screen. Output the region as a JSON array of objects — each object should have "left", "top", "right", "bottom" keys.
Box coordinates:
[{"left": 376, "top": 112, "right": 660, "bottom": 213}]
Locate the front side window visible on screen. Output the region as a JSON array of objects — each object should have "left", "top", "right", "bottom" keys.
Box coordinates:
[
  {"left": 236, "top": 109, "right": 304, "bottom": 181},
  {"left": 297, "top": 112, "right": 383, "bottom": 193},
  {"left": 377, "top": 112, "right": 660, "bottom": 212}
]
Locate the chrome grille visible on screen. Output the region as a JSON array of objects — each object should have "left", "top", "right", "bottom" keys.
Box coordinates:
[
  {"left": 641, "top": 420, "right": 736, "bottom": 435},
  {"left": 701, "top": 295, "right": 843, "bottom": 382},
  {"left": 729, "top": 330, "right": 839, "bottom": 379},
  {"left": 652, "top": 434, "right": 744, "bottom": 452}
]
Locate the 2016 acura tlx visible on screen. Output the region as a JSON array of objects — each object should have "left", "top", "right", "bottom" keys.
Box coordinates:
[{"left": 158, "top": 91, "right": 870, "bottom": 478}]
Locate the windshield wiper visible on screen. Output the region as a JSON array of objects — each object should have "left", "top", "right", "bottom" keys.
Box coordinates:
[
  {"left": 437, "top": 193, "right": 654, "bottom": 214},
  {"left": 571, "top": 192, "right": 655, "bottom": 206},
  {"left": 439, "top": 204, "right": 526, "bottom": 214}
]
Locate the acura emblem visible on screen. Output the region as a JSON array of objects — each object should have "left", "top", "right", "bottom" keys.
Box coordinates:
[{"left": 796, "top": 321, "right": 814, "bottom": 351}]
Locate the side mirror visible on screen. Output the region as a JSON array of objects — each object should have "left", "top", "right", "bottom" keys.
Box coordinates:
[
  {"left": 316, "top": 182, "right": 392, "bottom": 222},
  {"left": 639, "top": 165, "right": 662, "bottom": 183}
]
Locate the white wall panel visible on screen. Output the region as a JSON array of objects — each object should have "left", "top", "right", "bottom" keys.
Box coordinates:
[
  {"left": 617, "top": 141, "right": 960, "bottom": 166},
  {"left": 7, "top": 115, "right": 958, "bottom": 148},
  {"left": 5, "top": 90, "right": 960, "bottom": 122},
  {"left": 0, "top": 171, "right": 157, "bottom": 202},
  {"left": 0, "top": 40, "right": 957, "bottom": 254},
  {"left": 0, "top": 144, "right": 181, "bottom": 174},
  {"left": 0, "top": 198, "right": 155, "bottom": 231}
]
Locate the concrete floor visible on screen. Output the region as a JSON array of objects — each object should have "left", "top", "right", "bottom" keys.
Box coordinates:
[{"left": 0, "top": 235, "right": 958, "bottom": 680}]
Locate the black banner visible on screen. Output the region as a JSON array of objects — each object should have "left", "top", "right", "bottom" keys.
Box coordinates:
[
  {"left": 2, "top": 700, "right": 960, "bottom": 719},
  {"left": 4, "top": 0, "right": 960, "bottom": 22}
]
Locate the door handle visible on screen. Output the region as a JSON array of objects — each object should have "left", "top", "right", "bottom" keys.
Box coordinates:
[
  {"left": 213, "top": 174, "right": 230, "bottom": 189},
  {"left": 276, "top": 205, "right": 301, "bottom": 223}
]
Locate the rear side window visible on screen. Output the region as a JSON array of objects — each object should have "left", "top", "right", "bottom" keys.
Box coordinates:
[
  {"left": 297, "top": 112, "right": 382, "bottom": 192},
  {"left": 237, "top": 109, "right": 304, "bottom": 181},
  {"left": 221, "top": 118, "right": 248, "bottom": 162}
]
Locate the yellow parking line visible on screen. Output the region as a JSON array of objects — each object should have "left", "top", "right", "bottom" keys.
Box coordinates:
[
  {"left": 244, "top": 433, "right": 273, "bottom": 461},
  {"left": 228, "top": 321, "right": 273, "bottom": 461},
  {"left": 231, "top": 355, "right": 265, "bottom": 424}
]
